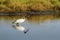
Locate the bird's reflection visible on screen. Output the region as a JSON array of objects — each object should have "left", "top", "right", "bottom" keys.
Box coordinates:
[{"left": 12, "top": 25, "right": 29, "bottom": 34}]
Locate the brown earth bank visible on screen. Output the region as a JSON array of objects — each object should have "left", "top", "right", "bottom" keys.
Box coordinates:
[{"left": 0, "top": 10, "right": 60, "bottom": 16}]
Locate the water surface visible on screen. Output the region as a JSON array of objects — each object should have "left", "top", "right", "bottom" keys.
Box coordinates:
[{"left": 0, "top": 15, "right": 60, "bottom": 40}]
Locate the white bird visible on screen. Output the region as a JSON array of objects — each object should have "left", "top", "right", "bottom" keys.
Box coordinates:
[
  {"left": 12, "top": 19, "right": 29, "bottom": 34},
  {"left": 13, "top": 19, "right": 25, "bottom": 24}
]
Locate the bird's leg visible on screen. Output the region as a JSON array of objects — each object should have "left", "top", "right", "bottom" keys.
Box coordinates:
[{"left": 16, "top": 23, "right": 19, "bottom": 26}]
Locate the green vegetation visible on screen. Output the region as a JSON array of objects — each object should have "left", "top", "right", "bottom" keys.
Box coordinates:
[{"left": 0, "top": 0, "right": 60, "bottom": 12}]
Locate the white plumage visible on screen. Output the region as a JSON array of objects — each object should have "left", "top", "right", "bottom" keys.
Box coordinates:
[
  {"left": 12, "top": 19, "right": 29, "bottom": 34},
  {"left": 15, "top": 19, "right": 25, "bottom": 24}
]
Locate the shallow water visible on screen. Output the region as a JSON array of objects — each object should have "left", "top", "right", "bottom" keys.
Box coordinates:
[{"left": 0, "top": 15, "right": 60, "bottom": 40}]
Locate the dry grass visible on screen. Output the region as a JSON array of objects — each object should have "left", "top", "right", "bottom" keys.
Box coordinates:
[{"left": 0, "top": 0, "right": 60, "bottom": 12}]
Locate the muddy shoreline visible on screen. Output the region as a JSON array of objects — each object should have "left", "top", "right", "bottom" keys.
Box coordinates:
[{"left": 0, "top": 10, "right": 60, "bottom": 16}]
